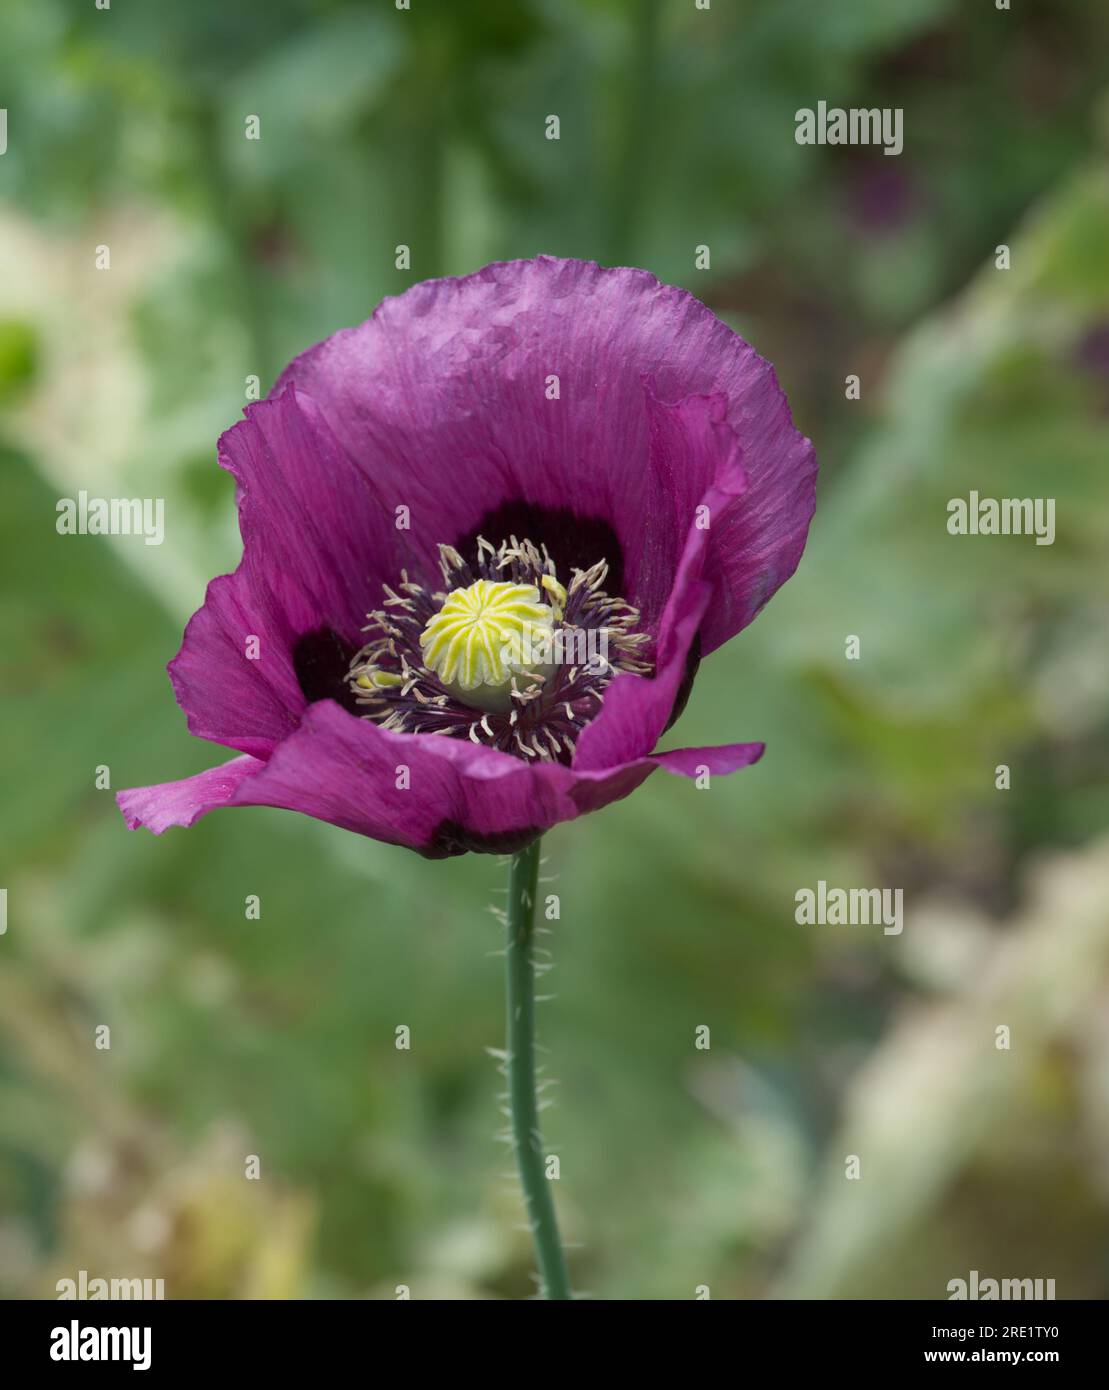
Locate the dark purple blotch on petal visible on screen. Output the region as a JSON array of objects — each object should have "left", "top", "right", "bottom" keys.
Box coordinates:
[
  {"left": 454, "top": 501, "right": 625, "bottom": 598},
  {"left": 292, "top": 626, "right": 362, "bottom": 714},
  {"left": 663, "top": 630, "right": 702, "bottom": 734}
]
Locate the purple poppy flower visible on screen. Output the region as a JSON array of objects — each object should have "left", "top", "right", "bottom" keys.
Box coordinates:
[{"left": 118, "top": 257, "right": 816, "bottom": 857}]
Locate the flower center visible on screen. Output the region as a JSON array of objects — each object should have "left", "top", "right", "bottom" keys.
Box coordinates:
[
  {"left": 346, "top": 535, "right": 651, "bottom": 763},
  {"left": 419, "top": 578, "right": 556, "bottom": 714}
]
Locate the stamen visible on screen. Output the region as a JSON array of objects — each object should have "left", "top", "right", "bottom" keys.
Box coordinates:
[{"left": 541, "top": 574, "right": 567, "bottom": 619}]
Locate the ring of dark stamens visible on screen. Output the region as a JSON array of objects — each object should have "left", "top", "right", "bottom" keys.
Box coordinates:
[{"left": 346, "top": 536, "right": 653, "bottom": 765}]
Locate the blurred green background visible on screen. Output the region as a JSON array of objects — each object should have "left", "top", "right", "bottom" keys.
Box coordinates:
[{"left": 2, "top": 0, "right": 1109, "bottom": 1300}]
